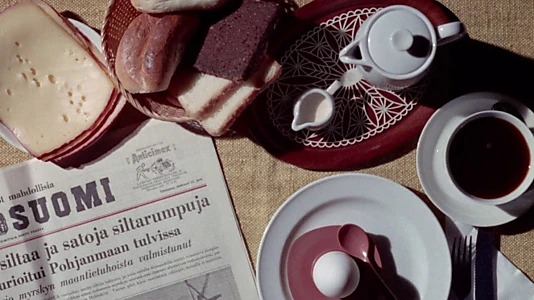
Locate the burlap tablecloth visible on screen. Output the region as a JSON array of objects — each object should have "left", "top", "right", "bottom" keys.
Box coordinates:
[{"left": 1, "top": 0, "right": 533, "bottom": 283}]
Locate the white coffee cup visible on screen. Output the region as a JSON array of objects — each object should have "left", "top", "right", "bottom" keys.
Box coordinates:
[{"left": 445, "top": 110, "right": 534, "bottom": 206}]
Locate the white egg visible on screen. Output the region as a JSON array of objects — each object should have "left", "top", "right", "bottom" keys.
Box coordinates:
[{"left": 312, "top": 251, "right": 360, "bottom": 298}]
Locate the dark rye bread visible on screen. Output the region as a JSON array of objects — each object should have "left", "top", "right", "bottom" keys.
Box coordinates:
[{"left": 193, "top": 0, "right": 281, "bottom": 81}]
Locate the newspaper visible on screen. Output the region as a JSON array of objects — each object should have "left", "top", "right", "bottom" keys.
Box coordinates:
[{"left": 0, "top": 119, "right": 260, "bottom": 300}]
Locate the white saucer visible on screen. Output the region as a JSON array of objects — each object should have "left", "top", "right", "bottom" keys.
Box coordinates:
[
  {"left": 256, "top": 173, "right": 451, "bottom": 300},
  {"left": 0, "top": 19, "right": 105, "bottom": 153},
  {"left": 417, "top": 92, "right": 534, "bottom": 227}
]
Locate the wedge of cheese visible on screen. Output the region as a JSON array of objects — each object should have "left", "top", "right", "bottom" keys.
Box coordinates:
[{"left": 0, "top": 0, "right": 122, "bottom": 159}]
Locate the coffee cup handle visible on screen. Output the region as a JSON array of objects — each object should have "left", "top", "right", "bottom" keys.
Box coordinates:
[
  {"left": 338, "top": 36, "right": 373, "bottom": 67},
  {"left": 436, "top": 21, "right": 466, "bottom": 46}
]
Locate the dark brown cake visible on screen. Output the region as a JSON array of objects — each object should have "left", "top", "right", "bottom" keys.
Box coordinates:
[{"left": 193, "top": 0, "right": 281, "bottom": 81}]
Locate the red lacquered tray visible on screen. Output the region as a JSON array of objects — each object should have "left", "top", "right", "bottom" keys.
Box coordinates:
[{"left": 246, "top": 0, "right": 460, "bottom": 170}]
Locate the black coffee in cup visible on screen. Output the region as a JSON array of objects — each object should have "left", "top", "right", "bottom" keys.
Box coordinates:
[{"left": 447, "top": 116, "right": 530, "bottom": 199}]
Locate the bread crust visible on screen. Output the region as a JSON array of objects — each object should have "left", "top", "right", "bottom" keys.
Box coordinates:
[
  {"left": 130, "top": 0, "right": 230, "bottom": 13},
  {"left": 115, "top": 13, "right": 199, "bottom": 94},
  {"left": 200, "top": 57, "right": 282, "bottom": 136},
  {"left": 166, "top": 69, "right": 238, "bottom": 118}
]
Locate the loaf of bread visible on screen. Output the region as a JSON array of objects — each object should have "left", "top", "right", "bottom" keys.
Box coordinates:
[
  {"left": 131, "top": 0, "right": 231, "bottom": 13},
  {"left": 194, "top": 0, "right": 281, "bottom": 81},
  {"left": 115, "top": 13, "right": 199, "bottom": 94}
]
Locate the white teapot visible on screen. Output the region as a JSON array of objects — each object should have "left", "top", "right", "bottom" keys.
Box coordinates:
[{"left": 339, "top": 5, "right": 465, "bottom": 91}]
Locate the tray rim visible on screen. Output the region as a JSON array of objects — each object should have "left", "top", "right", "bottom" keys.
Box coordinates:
[{"left": 245, "top": 0, "right": 459, "bottom": 170}]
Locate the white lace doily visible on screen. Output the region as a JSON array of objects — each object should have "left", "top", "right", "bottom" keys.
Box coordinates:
[{"left": 266, "top": 8, "right": 429, "bottom": 148}]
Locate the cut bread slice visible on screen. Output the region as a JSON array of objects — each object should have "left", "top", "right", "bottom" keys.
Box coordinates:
[
  {"left": 199, "top": 57, "right": 282, "bottom": 136},
  {"left": 167, "top": 68, "right": 237, "bottom": 118}
]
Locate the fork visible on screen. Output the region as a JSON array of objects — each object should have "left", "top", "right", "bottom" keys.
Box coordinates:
[{"left": 451, "top": 236, "right": 473, "bottom": 300}]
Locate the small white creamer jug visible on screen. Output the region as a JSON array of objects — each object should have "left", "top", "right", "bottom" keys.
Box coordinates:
[{"left": 338, "top": 5, "right": 465, "bottom": 91}]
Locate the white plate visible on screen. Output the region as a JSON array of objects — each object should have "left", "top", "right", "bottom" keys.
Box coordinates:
[
  {"left": 256, "top": 173, "right": 451, "bottom": 300},
  {"left": 0, "top": 19, "right": 105, "bottom": 153},
  {"left": 417, "top": 92, "right": 534, "bottom": 227}
]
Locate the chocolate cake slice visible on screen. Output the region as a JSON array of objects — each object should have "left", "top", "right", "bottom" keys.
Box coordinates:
[{"left": 193, "top": 0, "right": 281, "bottom": 81}]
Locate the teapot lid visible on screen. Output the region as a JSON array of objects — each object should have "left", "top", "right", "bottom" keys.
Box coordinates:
[{"left": 366, "top": 6, "right": 435, "bottom": 75}]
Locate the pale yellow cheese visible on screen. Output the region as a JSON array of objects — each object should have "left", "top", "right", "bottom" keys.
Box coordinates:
[{"left": 0, "top": 1, "right": 115, "bottom": 157}]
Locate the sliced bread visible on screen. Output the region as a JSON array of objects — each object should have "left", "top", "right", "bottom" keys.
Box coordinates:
[
  {"left": 167, "top": 70, "right": 237, "bottom": 119},
  {"left": 199, "top": 57, "right": 282, "bottom": 136},
  {"left": 166, "top": 68, "right": 236, "bottom": 118},
  {"left": 193, "top": 0, "right": 282, "bottom": 81}
]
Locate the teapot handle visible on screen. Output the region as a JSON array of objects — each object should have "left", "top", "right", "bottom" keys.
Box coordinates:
[
  {"left": 338, "top": 36, "right": 373, "bottom": 68},
  {"left": 436, "top": 21, "right": 466, "bottom": 46}
]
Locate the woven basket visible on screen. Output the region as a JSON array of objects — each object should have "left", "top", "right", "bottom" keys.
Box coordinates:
[{"left": 101, "top": 0, "right": 193, "bottom": 123}]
